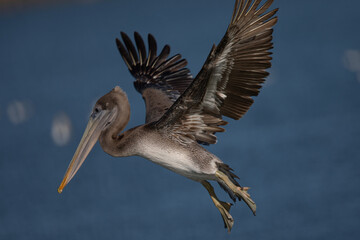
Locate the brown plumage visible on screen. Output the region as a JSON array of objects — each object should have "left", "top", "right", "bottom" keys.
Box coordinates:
[{"left": 58, "top": 0, "right": 278, "bottom": 232}]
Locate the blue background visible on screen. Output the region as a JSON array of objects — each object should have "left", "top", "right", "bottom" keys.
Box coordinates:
[{"left": 1, "top": 0, "right": 360, "bottom": 239}]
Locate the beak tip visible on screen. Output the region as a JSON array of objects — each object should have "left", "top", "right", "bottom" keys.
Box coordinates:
[{"left": 57, "top": 185, "right": 64, "bottom": 194}]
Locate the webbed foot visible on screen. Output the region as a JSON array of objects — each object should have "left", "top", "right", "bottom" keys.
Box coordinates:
[
  {"left": 215, "top": 171, "right": 256, "bottom": 215},
  {"left": 202, "top": 180, "right": 234, "bottom": 232}
]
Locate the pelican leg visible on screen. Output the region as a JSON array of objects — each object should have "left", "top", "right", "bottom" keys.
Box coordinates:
[
  {"left": 215, "top": 170, "right": 257, "bottom": 216},
  {"left": 201, "top": 180, "right": 234, "bottom": 232}
]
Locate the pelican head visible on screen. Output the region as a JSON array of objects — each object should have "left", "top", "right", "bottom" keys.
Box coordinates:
[{"left": 58, "top": 86, "right": 130, "bottom": 193}]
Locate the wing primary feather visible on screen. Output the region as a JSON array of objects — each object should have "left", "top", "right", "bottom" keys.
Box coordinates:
[
  {"left": 163, "top": 68, "right": 191, "bottom": 79},
  {"left": 166, "top": 59, "right": 188, "bottom": 72},
  {"left": 255, "top": 0, "right": 274, "bottom": 16},
  {"left": 147, "top": 34, "right": 157, "bottom": 68},
  {"left": 230, "top": 0, "right": 240, "bottom": 24},
  {"left": 233, "top": 0, "right": 245, "bottom": 24},
  {"left": 240, "top": 17, "right": 277, "bottom": 39},
  {"left": 155, "top": 54, "right": 182, "bottom": 73},
  {"left": 155, "top": 58, "right": 188, "bottom": 77},
  {"left": 240, "top": 9, "right": 278, "bottom": 35},
  {"left": 237, "top": 0, "right": 252, "bottom": 21},
  {"left": 116, "top": 38, "right": 133, "bottom": 71},
  {"left": 134, "top": 32, "right": 146, "bottom": 67},
  {"left": 121, "top": 32, "right": 139, "bottom": 66},
  {"left": 151, "top": 45, "right": 170, "bottom": 69},
  {"left": 246, "top": 0, "right": 262, "bottom": 17}
]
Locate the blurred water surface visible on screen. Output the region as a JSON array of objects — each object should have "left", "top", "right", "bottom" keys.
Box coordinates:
[{"left": 1, "top": 0, "right": 360, "bottom": 239}]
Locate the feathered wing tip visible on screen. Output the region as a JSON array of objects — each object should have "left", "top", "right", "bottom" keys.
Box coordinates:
[
  {"left": 115, "top": 32, "right": 193, "bottom": 95},
  {"left": 230, "top": 0, "right": 277, "bottom": 26},
  {"left": 220, "top": 0, "right": 278, "bottom": 121}
]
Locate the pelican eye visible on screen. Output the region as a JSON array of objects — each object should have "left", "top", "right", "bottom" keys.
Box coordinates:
[{"left": 91, "top": 107, "right": 102, "bottom": 118}]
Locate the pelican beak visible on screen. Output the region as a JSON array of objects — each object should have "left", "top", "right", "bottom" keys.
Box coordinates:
[{"left": 58, "top": 110, "right": 113, "bottom": 193}]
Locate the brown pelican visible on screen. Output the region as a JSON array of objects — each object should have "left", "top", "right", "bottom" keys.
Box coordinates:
[{"left": 58, "top": 0, "right": 278, "bottom": 232}]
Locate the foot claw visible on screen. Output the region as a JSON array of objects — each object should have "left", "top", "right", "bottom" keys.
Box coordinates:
[
  {"left": 213, "top": 198, "right": 234, "bottom": 231},
  {"left": 202, "top": 181, "right": 234, "bottom": 232},
  {"left": 237, "top": 186, "right": 251, "bottom": 198},
  {"left": 215, "top": 171, "right": 257, "bottom": 216}
]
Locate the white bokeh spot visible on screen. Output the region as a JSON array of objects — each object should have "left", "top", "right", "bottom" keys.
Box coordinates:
[
  {"left": 7, "top": 100, "right": 32, "bottom": 125},
  {"left": 52, "top": 112, "right": 72, "bottom": 146},
  {"left": 343, "top": 49, "right": 360, "bottom": 82}
]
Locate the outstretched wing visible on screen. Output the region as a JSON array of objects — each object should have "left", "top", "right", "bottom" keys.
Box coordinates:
[
  {"left": 155, "top": 0, "right": 278, "bottom": 145},
  {"left": 116, "top": 32, "right": 193, "bottom": 123}
]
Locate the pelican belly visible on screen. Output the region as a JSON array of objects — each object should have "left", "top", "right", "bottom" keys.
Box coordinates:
[{"left": 137, "top": 137, "right": 217, "bottom": 181}]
